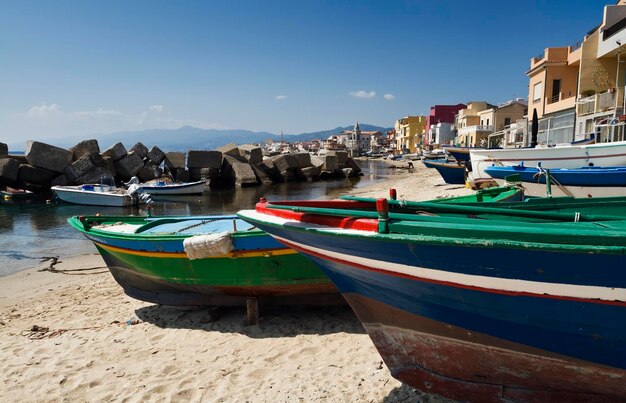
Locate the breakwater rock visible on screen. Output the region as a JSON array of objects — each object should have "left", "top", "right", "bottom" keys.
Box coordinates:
[{"left": 0, "top": 140, "right": 361, "bottom": 193}]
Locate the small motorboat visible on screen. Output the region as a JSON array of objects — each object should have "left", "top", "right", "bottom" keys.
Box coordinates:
[
  {"left": 1, "top": 187, "right": 35, "bottom": 203},
  {"left": 137, "top": 179, "right": 207, "bottom": 195},
  {"left": 51, "top": 184, "right": 147, "bottom": 207}
]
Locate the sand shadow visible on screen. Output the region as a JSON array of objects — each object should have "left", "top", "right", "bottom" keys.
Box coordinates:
[
  {"left": 134, "top": 304, "right": 366, "bottom": 338},
  {"left": 383, "top": 384, "right": 453, "bottom": 403}
]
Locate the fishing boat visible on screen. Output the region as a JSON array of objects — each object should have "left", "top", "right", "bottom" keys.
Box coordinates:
[
  {"left": 1, "top": 187, "right": 35, "bottom": 202},
  {"left": 238, "top": 197, "right": 626, "bottom": 401},
  {"left": 427, "top": 161, "right": 466, "bottom": 184},
  {"left": 485, "top": 164, "right": 626, "bottom": 197},
  {"left": 469, "top": 139, "right": 626, "bottom": 181},
  {"left": 442, "top": 146, "right": 484, "bottom": 162},
  {"left": 421, "top": 157, "right": 446, "bottom": 168},
  {"left": 68, "top": 214, "right": 341, "bottom": 306},
  {"left": 52, "top": 184, "right": 146, "bottom": 207},
  {"left": 137, "top": 179, "right": 207, "bottom": 196}
]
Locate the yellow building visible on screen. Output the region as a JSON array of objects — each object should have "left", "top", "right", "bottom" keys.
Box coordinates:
[
  {"left": 455, "top": 102, "right": 495, "bottom": 147},
  {"left": 394, "top": 115, "right": 427, "bottom": 153}
]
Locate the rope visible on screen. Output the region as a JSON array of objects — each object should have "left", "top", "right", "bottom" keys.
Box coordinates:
[
  {"left": 532, "top": 167, "right": 574, "bottom": 198},
  {"left": 175, "top": 218, "right": 218, "bottom": 234},
  {"left": 22, "top": 320, "right": 143, "bottom": 340},
  {"left": 37, "top": 256, "right": 108, "bottom": 275}
]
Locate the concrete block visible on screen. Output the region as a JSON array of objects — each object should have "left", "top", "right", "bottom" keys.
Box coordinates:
[
  {"left": 238, "top": 144, "right": 263, "bottom": 165},
  {"left": 301, "top": 166, "right": 320, "bottom": 181},
  {"left": 0, "top": 158, "right": 20, "bottom": 183},
  {"left": 187, "top": 150, "right": 222, "bottom": 169},
  {"left": 251, "top": 164, "right": 273, "bottom": 184},
  {"left": 190, "top": 167, "right": 220, "bottom": 181},
  {"left": 114, "top": 152, "right": 144, "bottom": 179},
  {"left": 146, "top": 145, "right": 165, "bottom": 165},
  {"left": 310, "top": 156, "right": 325, "bottom": 169},
  {"left": 164, "top": 152, "right": 186, "bottom": 170},
  {"left": 278, "top": 169, "right": 299, "bottom": 182},
  {"left": 102, "top": 142, "right": 127, "bottom": 162},
  {"left": 271, "top": 154, "right": 299, "bottom": 172},
  {"left": 294, "top": 152, "right": 312, "bottom": 168},
  {"left": 51, "top": 175, "right": 69, "bottom": 187},
  {"left": 129, "top": 142, "right": 149, "bottom": 159},
  {"left": 0, "top": 142, "right": 7, "bottom": 158},
  {"left": 65, "top": 153, "right": 107, "bottom": 183},
  {"left": 330, "top": 150, "right": 349, "bottom": 166},
  {"left": 25, "top": 140, "right": 72, "bottom": 173},
  {"left": 76, "top": 166, "right": 115, "bottom": 185},
  {"left": 137, "top": 162, "right": 163, "bottom": 182},
  {"left": 18, "top": 164, "right": 55, "bottom": 186},
  {"left": 221, "top": 155, "right": 258, "bottom": 187},
  {"left": 322, "top": 155, "right": 339, "bottom": 171},
  {"left": 217, "top": 143, "right": 241, "bottom": 158},
  {"left": 345, "top": 157, "right": 362, "bottom": 174},
  {"left": 174, "top": 168, "right": 190, "bottom": 182},
  {"left": 69, "top": 139, "right": 100, "bottom": 160},
  {"left": 102, "top": 156, "right": 116, "bottom": 178}
]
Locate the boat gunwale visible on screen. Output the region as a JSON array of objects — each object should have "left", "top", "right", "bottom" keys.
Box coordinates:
[{"left": 67, "top": 215, "right": 266, "bottom": 241}]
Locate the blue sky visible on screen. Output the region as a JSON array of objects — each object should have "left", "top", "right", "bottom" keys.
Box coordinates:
[{"left": 0, "top": 0, "right": 613, "bottom": 142}]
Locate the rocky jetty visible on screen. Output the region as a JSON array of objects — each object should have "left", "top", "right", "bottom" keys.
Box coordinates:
[{"left": 0, "top": 140, "right": 361, "bottom": 193}]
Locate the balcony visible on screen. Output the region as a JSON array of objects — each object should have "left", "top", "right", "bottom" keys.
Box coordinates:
[
  {"left": 545, "top": 93, "right": 576, "bottom": 115},
  {"left": 577, "top": 87, "right": 625, "bottom": 116},
  {"left": 458, "top": 125, "right": 494, "bottom": 135}
]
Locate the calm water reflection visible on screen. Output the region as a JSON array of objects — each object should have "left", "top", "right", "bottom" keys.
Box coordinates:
[{"left": 0, "top": 160, "right": 394, "bottom": 276}]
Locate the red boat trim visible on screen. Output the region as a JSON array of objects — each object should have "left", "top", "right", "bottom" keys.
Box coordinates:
[
  {"left": 255, "top": 202, "right": 379, "bottom": 232},
  {"left": 276, "top": 237, "right": 626, "bottom": 307}
]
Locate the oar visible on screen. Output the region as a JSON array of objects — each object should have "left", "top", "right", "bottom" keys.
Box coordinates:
[{"left": 268, "top": 199, "right": 622, "bottom": 223}]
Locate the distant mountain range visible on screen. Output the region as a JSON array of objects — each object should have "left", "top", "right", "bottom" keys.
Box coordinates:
[{"left": 8, "top": 124, "right": 392, "bottom": 152}]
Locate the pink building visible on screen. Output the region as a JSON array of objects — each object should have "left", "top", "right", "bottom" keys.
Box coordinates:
[{"left": 424, "top": 103, "right": 466, "bottom": 148}]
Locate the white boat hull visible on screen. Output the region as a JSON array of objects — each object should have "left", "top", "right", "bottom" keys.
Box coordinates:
[
  {"left": 52, "top": 185, "right": 140, "bottom": 207},
  {"left": 469, "top": 141, "right": 626, "bottom": 180},
  {"left": 139, "top": 180, "right": 206, "bottom": 195},
  {"left": 492, "top": 179, "right": 626, "bottom": 198}
]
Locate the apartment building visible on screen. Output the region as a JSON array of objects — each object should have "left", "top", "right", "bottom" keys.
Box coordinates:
[
  {"left": 394, "top": 116, "right": 427, "bottom": 153},
  {"left": 455, "top": 102, "right": 496, "bottom": 146},
  {"left": 424, "top": 104, "right": 466, "bottom": 149}
]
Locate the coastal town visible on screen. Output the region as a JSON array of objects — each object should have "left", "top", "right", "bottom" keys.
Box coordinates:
[{"left": 4, "top": 2, "right": 626, "bottom": 403}]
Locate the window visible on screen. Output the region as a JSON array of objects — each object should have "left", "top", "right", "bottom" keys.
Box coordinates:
[
  {"left": 504, "top": 117, "right": 511, "bottom": 126},
  {"left": 486, "top": 119, "right": 490, "bottom": 126},
  {"left": 533, "top": 82, "right": 543, "bottom": 103}
]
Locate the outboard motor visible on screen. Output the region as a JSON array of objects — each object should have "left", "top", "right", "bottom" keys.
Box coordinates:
[
  {"left": 127, "top": 183, "right": 153, "bottom": 205},
  {"left": 124, "top": 176, "right": 140, "bottom": 187}
]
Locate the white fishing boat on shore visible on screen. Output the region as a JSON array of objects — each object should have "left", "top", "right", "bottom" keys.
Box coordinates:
[{"left": 469, "top": 139, "right": 626, "bottom": 181}]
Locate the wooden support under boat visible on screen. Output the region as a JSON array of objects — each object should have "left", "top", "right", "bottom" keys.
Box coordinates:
[{"left": 246, "top": 297, "right": 259, "bottom": 325}]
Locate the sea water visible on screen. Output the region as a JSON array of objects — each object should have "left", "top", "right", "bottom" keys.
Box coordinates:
[{"left": 0, "top": 160, "right": 396, "bottom": 276}]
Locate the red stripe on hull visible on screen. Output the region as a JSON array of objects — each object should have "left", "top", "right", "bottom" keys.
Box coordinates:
[
  {"left": 344, "top": 293, "right": 626, "bottom": 402},
  {"left": 255, "top": 203, "right": 378, "bottom": 232},
  {"left": 482, "top": 151, "right": 626, "bottom": 163},
  {"left": 279, "top": 238, "right": 626, "bottom": 307}
]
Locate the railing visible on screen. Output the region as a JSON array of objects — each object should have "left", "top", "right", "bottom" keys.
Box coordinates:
[
  {"left": 458, "top": 125, "right": 494, "bottom": 135},
  {"left": 570, "top": 40, "right": 583, "bottom": 52},
  {"left": 533, "top": 51, "right": 545, "bottom": 62},
  {"left": 577, "top": 87, "right": 625, "bottom": 116},
  {"left": 599, "top": 90, "right": 618, "bottom": 111},
  {"left": 577, "top": 96, "right": 596, "bottom": 116}
]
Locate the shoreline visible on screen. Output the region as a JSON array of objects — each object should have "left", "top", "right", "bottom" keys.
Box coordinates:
[{"left": 0, "top": 164, "right": 462, "bottom": 402}]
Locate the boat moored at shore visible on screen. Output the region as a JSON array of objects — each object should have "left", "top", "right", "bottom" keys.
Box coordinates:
[{"left": 238, "top": 197, "right": 626, "bottom": 401}]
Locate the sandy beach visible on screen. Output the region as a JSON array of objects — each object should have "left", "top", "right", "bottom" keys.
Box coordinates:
[{"left": 0, "top": 163, "right": 466, "bottom": 402}]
